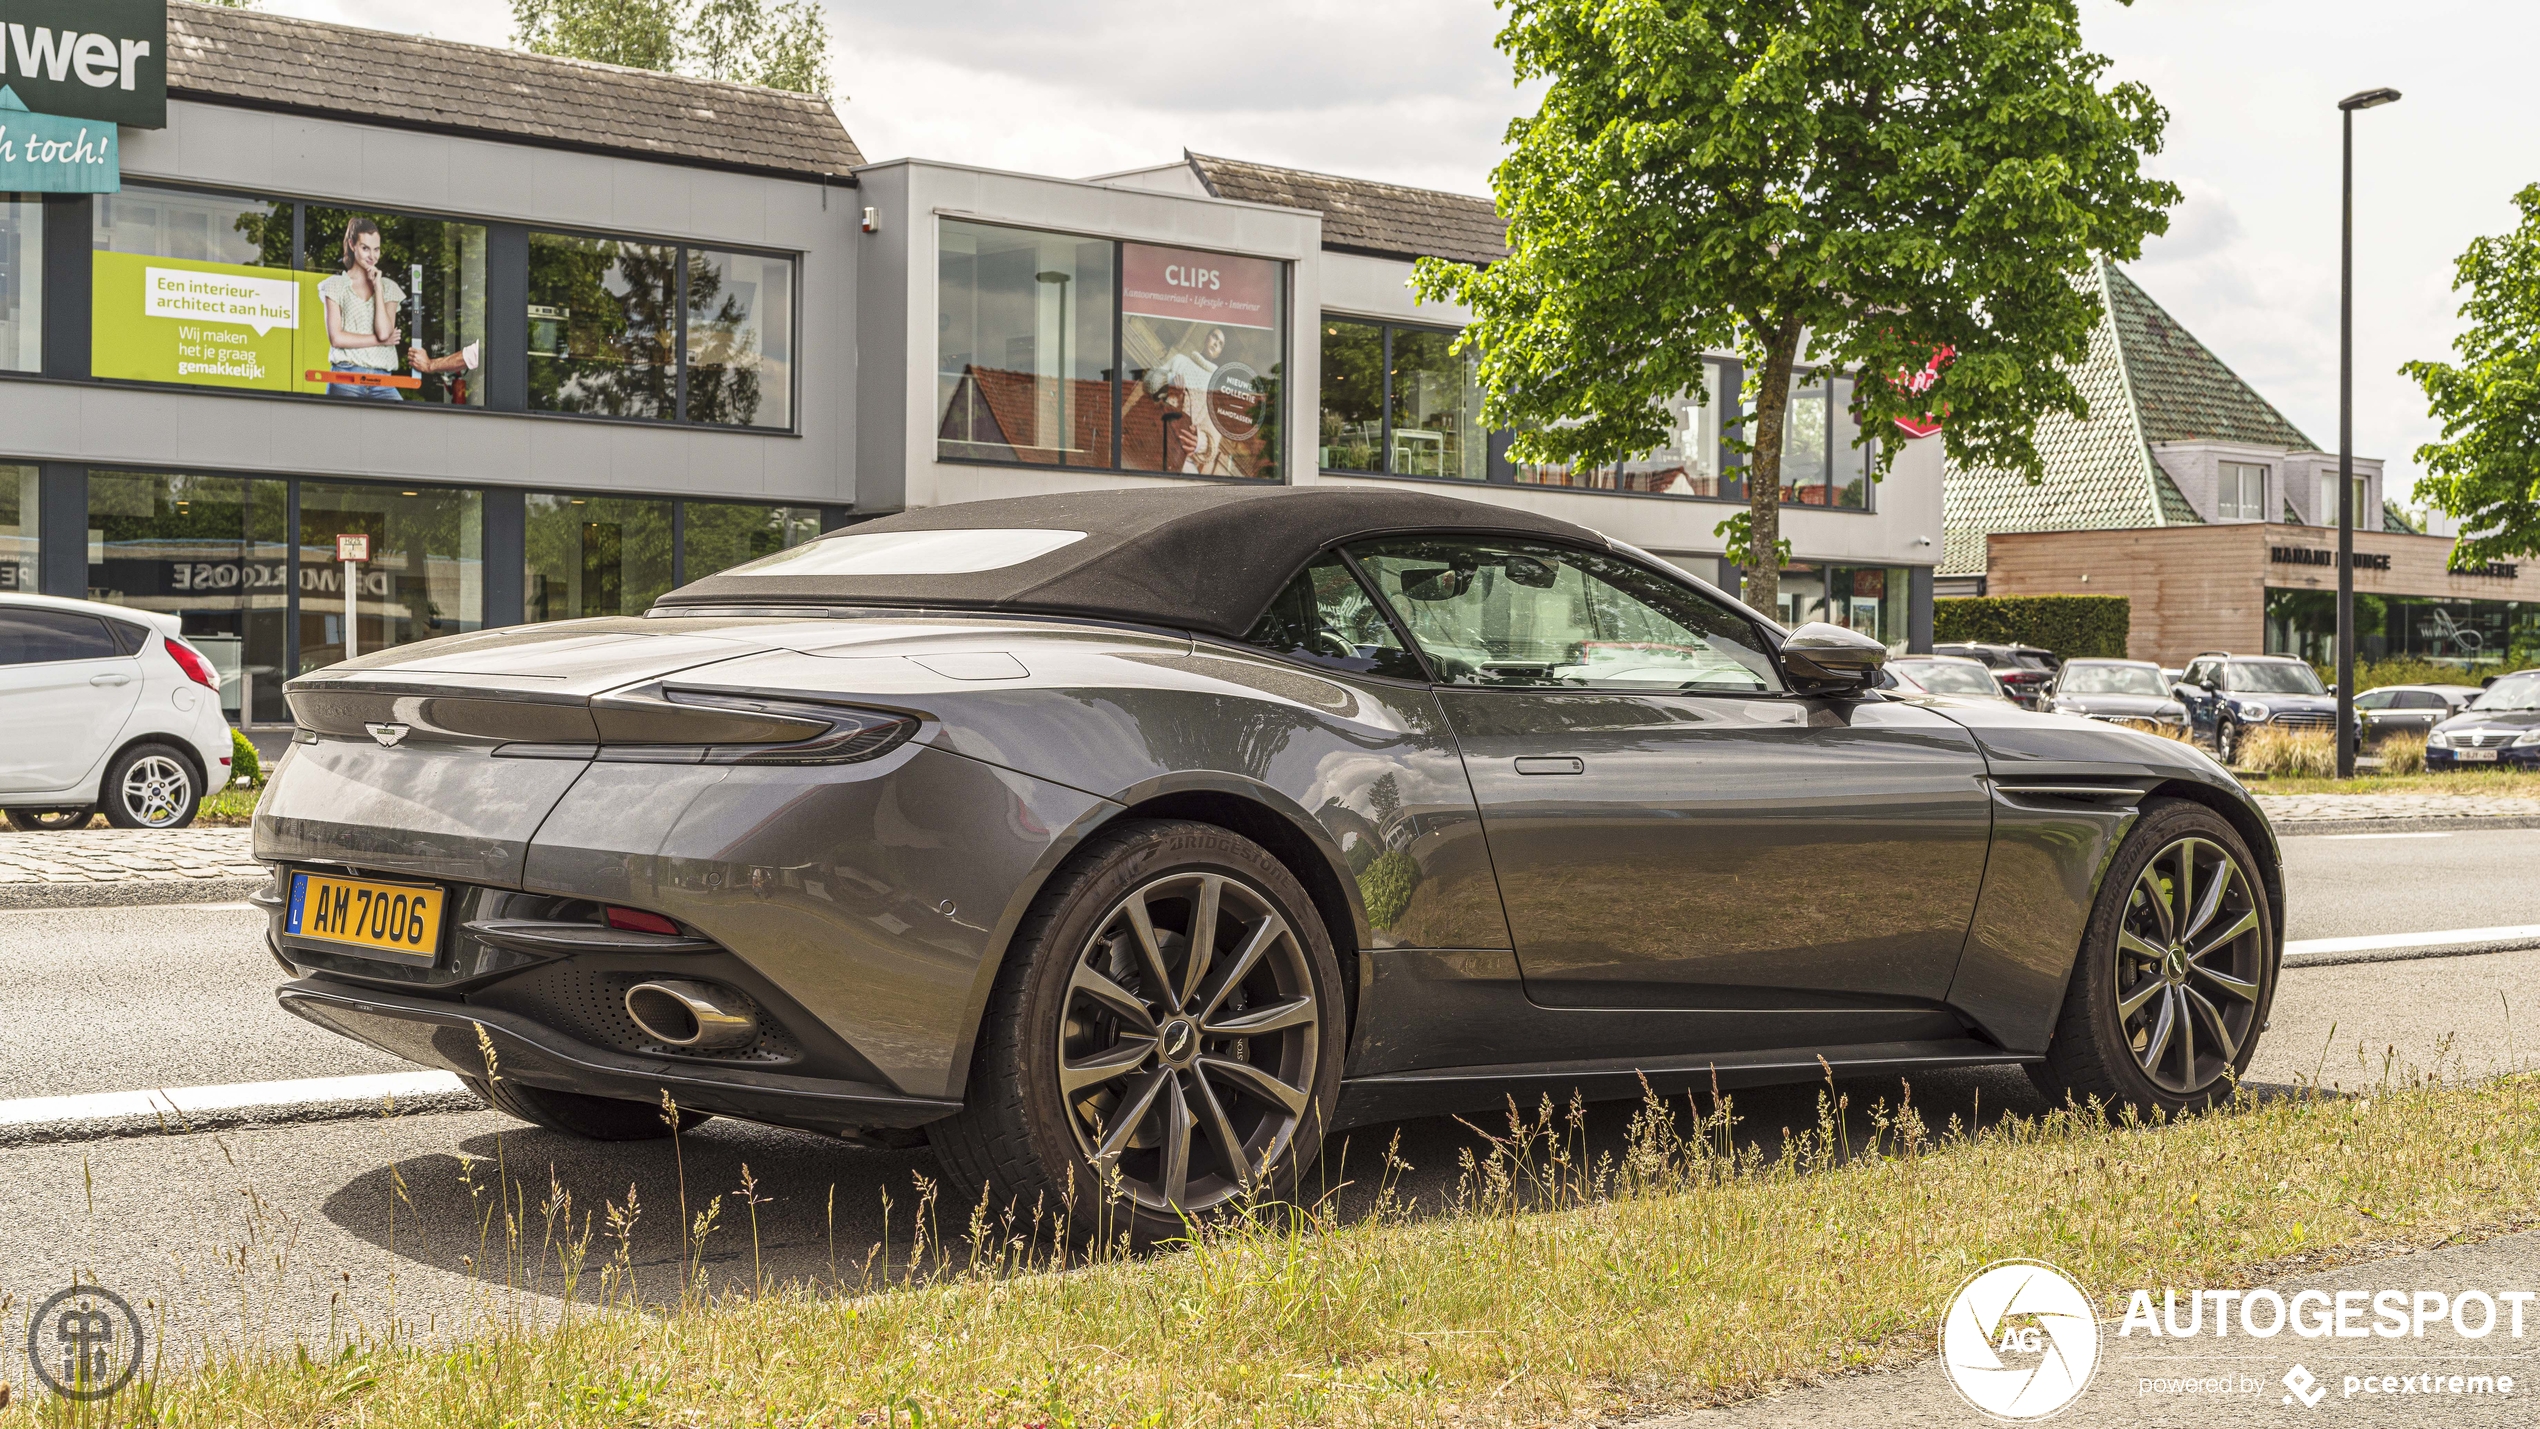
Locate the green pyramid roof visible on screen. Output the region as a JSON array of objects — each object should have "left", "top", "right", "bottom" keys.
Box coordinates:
[{"left": 1939, "top": 260, "right": 2416, "bottom": 575}]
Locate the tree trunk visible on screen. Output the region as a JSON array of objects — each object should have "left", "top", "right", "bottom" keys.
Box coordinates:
[{"left": 1743, "top": 314, "right": 1806, "bottom": 614}]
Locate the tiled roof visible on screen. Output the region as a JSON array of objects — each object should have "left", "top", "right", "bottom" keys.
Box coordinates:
[
  {"left": 2104, "top": 266, "right": 2318, "bottom": 449},
  {"left": 1185, "top": 153, "right": 1507, "bottom": 265},
  {"left": 1941, "top": 259, "right": 2184, "bottom": 575},
  {"left": 165, "top": 1, "right": 861, "bottom": 181}
]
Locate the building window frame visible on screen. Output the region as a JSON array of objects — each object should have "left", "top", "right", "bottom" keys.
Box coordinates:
[
  {"left": 2216, "top": 460, "right": 2268, "bottom": 522},
  {"left": 23, "top": 182, "right": 802, "bottom": 435},
  {"left": 934, "top": 215, "right": 1294, "bottom": 484},
  {"left": 1316, "top": 313, "right": 1490, "bottom": 484}
]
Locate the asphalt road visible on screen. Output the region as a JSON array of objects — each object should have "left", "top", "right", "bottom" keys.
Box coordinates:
[{"left": 0, "top": 827, "right": 2533, "bottom": 1391}]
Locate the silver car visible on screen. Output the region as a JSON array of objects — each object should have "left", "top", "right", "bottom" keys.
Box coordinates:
[{"left": 259, "top": 488, "right": 2283, "bottom": 1239}]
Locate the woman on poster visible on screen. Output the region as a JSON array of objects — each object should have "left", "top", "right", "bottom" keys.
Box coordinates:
[{"left": 318, "top": 218, "right": 471, "bottom": 401}]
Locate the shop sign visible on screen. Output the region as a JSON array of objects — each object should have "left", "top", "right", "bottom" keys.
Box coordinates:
[
  {"left": 2455, "top": 559, "right": 2521, "bottom": 580},
  {"left": 2270, "top": 545, "right": 2391, "bottom": 572},
  {"left": 0, "top": 86, "right": 116, "bottom": 192},
  {"left": 0, "top": 0, "right": 165, "bottom": 129}
]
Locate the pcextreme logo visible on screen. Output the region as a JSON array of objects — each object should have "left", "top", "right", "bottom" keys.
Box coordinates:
[{"left": 1941, "top": 1260, "right": 2103, "bottom": 1421}]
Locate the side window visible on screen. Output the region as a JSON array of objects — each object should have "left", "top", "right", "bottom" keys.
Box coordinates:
[
  {"left": 1348, "top": 537, "right": 1783, "bottom": 692},
  {"left": 2352, "top": 689, "right": 2395, "bottom": 710},
  {"left": 2185, "top": 659, "right": 2217, "bottom": 688},
  {"left": 0, "top": 609, "right": 121, "bottom": 666},
  {"left": 2397, "top": 691, "right": 2446, "bottom": 710},
  {"left": 1240, "top": 553, "right": 1426, "bottom": 682},
  {"left": 108, "top": 621, "right": 149, "bottom": 656}
]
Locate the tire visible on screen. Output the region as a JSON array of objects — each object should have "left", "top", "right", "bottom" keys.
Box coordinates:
[
  {"left": 461, "top": 1074, "right": 710, "bottom": 1141},
  {"left": 929, "top": 819, "right": 1347, "bottom": 1244},
  {"left": 2214, "top": 719, "right": 2242, "bottom": 766},
  {"left": 99, "top": 744, "right": 200, "bottom": 829},
  {"left": 6, "top": 807, "right": 96, "bottom": 832},
  {"left": 2030, "top": 798, "right": 2277, "bottom": 1118}
]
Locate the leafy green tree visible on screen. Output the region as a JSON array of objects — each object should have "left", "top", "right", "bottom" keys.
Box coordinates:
[
  {"left": 511, "top": 0, "right": 830, "bottom": 95},
  {"left": 1415, "top": 0, "right": 2177, "bottom": 609},
  {"left": 2403, "top": 184, "right": 2540, "bottom": 567}
]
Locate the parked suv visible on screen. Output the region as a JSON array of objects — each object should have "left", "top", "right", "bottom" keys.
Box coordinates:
[
  {"left": 2426, "top": 669, "right": 2540, "bottom": 770},
  {"left": 0, "top": 593, "right": 234, "bottom": 830},
  {"left": 1932, "top": 642, "right": 2060, "bottom": 709},
  {"left": 2175, "top": 652, "right": 2349, "bottom": 765}
]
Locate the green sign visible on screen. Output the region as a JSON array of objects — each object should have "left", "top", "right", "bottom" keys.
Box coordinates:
[
  {"left": 92, "top": 251, "right": 331, "bottom": 393},
  {"left": 0, "top": 86, "right": 115, "bottom": 192},
  {"left": 0, "top": 0, "right": 164, "bottom": 129}
]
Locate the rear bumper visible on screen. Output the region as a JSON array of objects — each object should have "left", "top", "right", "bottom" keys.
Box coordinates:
[{"left": 276, "top": 979, "right": 959, "bottom": 1133}]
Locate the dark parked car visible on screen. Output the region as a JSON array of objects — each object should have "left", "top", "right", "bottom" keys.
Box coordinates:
[
  {"left": 258, "top": 488, "right": 2283, "bottom": 1239},
  {"left": 2050, "top": 659, "right": 2190, "bottom": 734},
  {"left": 2175, "top": 652, "right": 2352, "bottom": 764},
  {"left": 2427, "top": 670, "right": 2540, "bottom": 770},
  {"left": 2354, "top": 683, "right": 2482, "bottom": 743},
  {"left": 1933, "top": 642, "right": 2061, "bottom": 709}
]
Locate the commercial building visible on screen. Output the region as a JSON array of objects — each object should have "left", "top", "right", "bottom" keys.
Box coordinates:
[
  {"left": 1942, "top": 260, "right": 2535, "bottom": 670},
  {"left": 1, "top": 3, "right": 1945, "bottom": 735}
]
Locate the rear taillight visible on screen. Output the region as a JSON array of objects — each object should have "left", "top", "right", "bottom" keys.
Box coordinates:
[
  {"left": 165, "top": 638, "right": 220, "bottom": 691},
  {"left": 605, "top": 906, "right": 682, "bottom": 936}
]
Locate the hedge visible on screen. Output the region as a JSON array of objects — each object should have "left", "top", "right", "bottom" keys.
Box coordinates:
[{"left": 1934, "top": 595, "right": 2130, "bottom": 659}]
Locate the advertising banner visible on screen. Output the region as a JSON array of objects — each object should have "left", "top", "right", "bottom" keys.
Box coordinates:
[
  {"left": 0, "top": 0, "right": 166, "bottom": 128},
  {"left": 90, "top": 251, "right": 330, "bottom": 393},
  {"left": 1119, "top": 242, "right": 1283, "bottom": 479},
  {"left": 0, "top": 86, "right": 115, "bottom": 192}
]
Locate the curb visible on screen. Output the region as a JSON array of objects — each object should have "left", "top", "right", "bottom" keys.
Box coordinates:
[
  {"left": 0, "top": 875, "right": 267, "bottom": 911},
  {"left": 0, "top": 1073, "right": 482, "bottom": 1148},
  {"left": 2284, "top": 934, "right": 2540, "bottom": 970},
  {"left": 2273, "top": 815, "right": 2540, "bottom": 838}
]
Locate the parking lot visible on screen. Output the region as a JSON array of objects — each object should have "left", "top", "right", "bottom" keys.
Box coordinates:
[{"left": 0, "top": 821, "right": 2532, "bottom": 1369}]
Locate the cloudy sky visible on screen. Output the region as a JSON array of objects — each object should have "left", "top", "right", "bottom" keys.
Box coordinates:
[{"left": 259, "top": 0, "right": 2531, "bottom": 506}]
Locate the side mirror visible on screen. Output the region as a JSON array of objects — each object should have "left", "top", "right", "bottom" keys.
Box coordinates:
[{"left": 1781, "top": 621, "right": 1889, "bottom": 694}]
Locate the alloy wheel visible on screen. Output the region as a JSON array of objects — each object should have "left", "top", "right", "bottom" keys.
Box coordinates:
[
  {"left": 1056, "top": 871, "right": 1321, "bottom": 1215},
  {"left": 118, "top": 754, "right": 193, "bottom": 828},
  {"left": 2115, "top": 836, "right": 2264, "bottom": 1095}
]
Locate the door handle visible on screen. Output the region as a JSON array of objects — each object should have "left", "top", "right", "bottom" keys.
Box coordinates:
[
  {"left": 1514, "top": 756, "right": 1585, "bottom": 776},
  {"left": 89, "top": 673, "right": 132, "bottom": 687}
]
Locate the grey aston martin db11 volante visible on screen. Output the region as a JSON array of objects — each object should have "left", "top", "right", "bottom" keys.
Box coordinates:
[{"left": 260, "top": 487, "right": 2282, "bottom": 1237}]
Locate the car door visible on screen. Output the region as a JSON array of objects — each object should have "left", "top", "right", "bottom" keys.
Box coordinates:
[
  {"left": 1346, "top": 536, "right": 1993, "bottom": 1012},
  {"left": 2393, "top": 690, "right": 2449, "bottom": 734},
  {"left": 0, "top": 606, "right": 146, "bottom": 794},
  {"left": 2178, "top": 657, "right": 2223, "bottom": 741}
]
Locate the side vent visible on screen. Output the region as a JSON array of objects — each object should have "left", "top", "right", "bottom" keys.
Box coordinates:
[{"left": 1987, "top": 778, "right": 2151, "bottom": 813}]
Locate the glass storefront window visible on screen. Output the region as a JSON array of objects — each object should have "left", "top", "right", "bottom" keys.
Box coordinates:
[
  {"left": 302, "top": 206, "right": 489, "bottom": 406},
  {"left": 1119, "top": 241, "right": 1283, "bottom": 480},
  {"left": 1741, "top": 368, "right": 1873, "bottom": 510},
  {"left": 1518, "top": 358, "right": 1731, "bottom": 495},
  {"left": 2267, "top": 589, "right": 2540, "bottom": 671},
  {"left": 682, "top": 501, "right": 821, "bottom": 583},
  {"left": 528, "top": 232, "right": 679, "bottom": 420},
  {"left": 524, "top": 494, "right": 673, "bottom": 622},
  {"left": 0, "top": 465, "right": 34, "bottom": 594},
  {"left": 1318, "top": 319, "right": 1384, "bottom": 473},
  {"left": 1388, "top": 328, "right": 1484, "bottom": 481},
  {"left": 686, "top": 248, "right": 794, "bottom": 430},
  {"left": 85, "top": 471, "right": 292, "bottom": 724},
  {"left": 937, "top": 220, "right": 1118, "bottom": 468},
  {"left": 1777, "top": 563, "right": 1910, "bottom": 647},
  {"left": 92, "top": 185, "right": 301, "bottom": 393},
  {"left": 296, "top": 483, "right": 482, "bottom": 672},
  {"left": 0, "top": 195, "right": 39, "bottom": 373}
]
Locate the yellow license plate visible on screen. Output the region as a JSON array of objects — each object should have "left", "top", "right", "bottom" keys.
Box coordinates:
[{"left": 287, "top": 871, "right": 446, "bottom": 964}]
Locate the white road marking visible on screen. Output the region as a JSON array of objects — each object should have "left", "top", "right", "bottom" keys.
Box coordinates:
[
  {"left": 0, "top": 1071, "right": 467, "bottom": 1128},
  {"left": 2285, "top": 924, "right": 2540, "bottom": 960},
  {"left": 2311, "top": 831, "right": 2455, "bottom": 840}
]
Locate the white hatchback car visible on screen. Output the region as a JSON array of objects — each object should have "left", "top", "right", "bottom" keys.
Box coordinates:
[{"left": 0, "top": 593, "right": 236, "bottom": 830}]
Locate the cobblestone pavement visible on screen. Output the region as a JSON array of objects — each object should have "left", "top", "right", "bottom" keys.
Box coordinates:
[
  {"left": 0, "top": 826, "right": 262, "bottom": 907},
  {"left": 2255, "top": 793, "right": 2540, "bottom": 824}
]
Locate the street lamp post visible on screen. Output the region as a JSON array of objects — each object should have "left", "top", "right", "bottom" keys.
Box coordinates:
[{"left": 2336, "top": 86, "right": 2400, "bottom": 780}]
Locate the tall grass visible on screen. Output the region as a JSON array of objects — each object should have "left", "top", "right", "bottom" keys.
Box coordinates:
[
  {"left": 21, "top": 1042, "right": 2540, "bottom": 1427},
  {"left": 2238, "top": 725, "right": 2339, "bottom": 778}
]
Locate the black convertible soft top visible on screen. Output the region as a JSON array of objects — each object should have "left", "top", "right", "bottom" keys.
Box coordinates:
[{"left": 651, "top": 486, "right": 1611, "bottom": 638}]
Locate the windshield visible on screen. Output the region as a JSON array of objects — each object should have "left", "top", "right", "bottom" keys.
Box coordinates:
[
  {"left": 2473, "top": 673, "right": 2540, "bottom": 711},
  {"left": 1898, "top": 660, "right": 1999, "bottom": 695},
  {"left": 2060, "top": 664, "right": 2168, "bottom": 697},
  {"left": 2223, "top": 661, "right": 2325, "bottom": 695}
]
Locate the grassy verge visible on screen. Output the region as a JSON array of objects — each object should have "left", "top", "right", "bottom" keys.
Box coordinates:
[
  {"left": 26, "top": 1071, "right": 2540, "bottom": 1428},
  {"left": 2254, "top": 769, "right": 2540, "bottom": 797}
]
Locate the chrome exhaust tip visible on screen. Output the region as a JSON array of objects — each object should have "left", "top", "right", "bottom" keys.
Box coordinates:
[{"left": 626, "top": 980, "right": 757, "bottom": 1050}]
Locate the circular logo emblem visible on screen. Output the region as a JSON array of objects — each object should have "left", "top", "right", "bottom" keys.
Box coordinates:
[
  {"left": 1206, "top": 361, "right": 1262, "bottom": 440},
  {"left": 26, "top": 1283, "right": 144, "bottom": 1402},
  {"left": 1939, "top": 1260, "right": 2099, "bottom": 1421}
]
